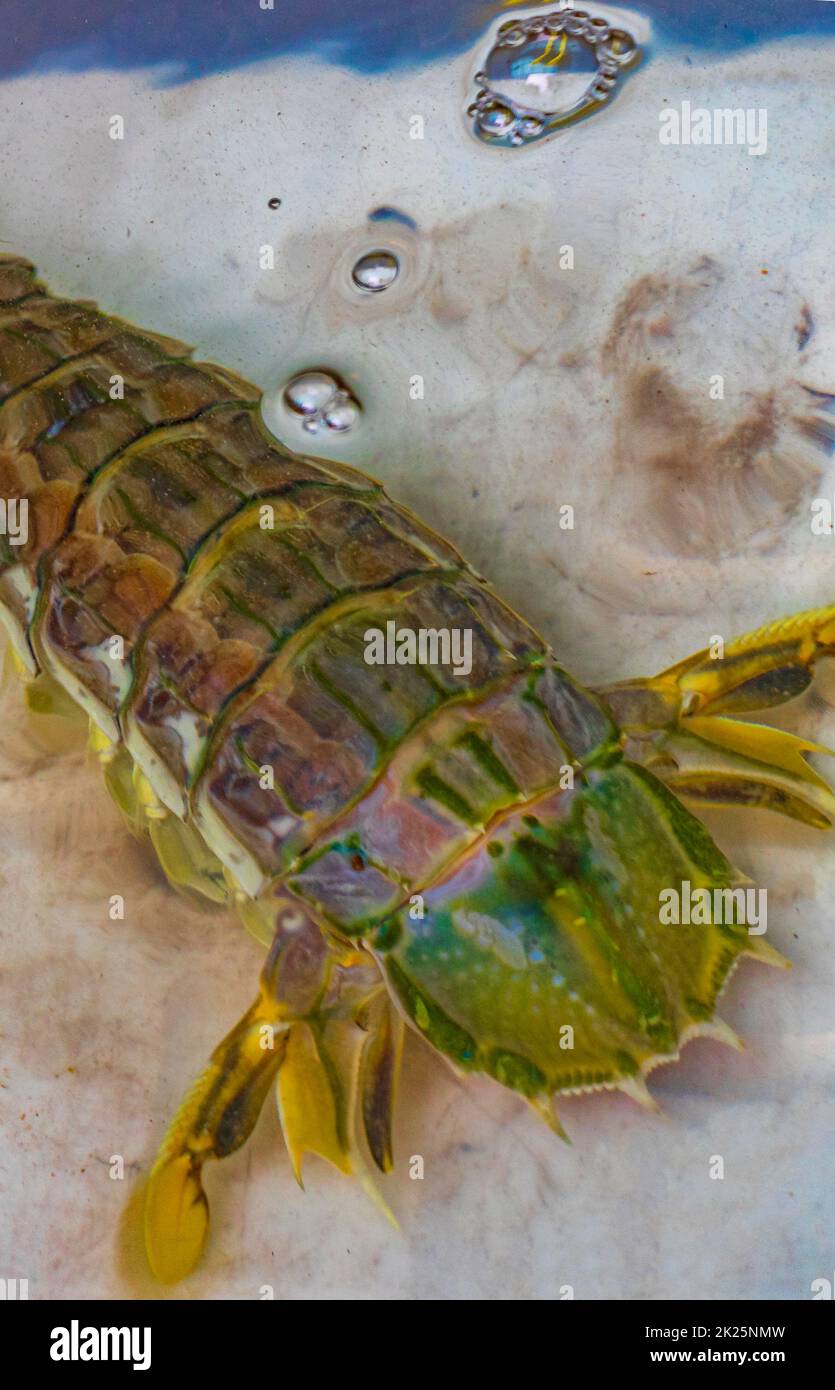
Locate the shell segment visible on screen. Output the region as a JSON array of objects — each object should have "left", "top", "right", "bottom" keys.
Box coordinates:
[{"left": 372, "top": 761, "right": 752, "bottom": 1101}]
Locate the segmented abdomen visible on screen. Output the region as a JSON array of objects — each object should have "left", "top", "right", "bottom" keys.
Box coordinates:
[{"left": 0, "top": 256, "right": 611, "bottom": 924}]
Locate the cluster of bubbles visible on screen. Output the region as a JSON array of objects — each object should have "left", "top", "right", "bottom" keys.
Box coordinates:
[
  {"left": 468, "top": 8, "right": 639, "bottom": 148},
  {"left": 283, "top": 371, "right": 361, "bottom": 435}
]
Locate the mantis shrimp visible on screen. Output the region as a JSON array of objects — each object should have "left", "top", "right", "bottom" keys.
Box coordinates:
[{"left": 1, "top": 253, "right": 832, "bottom": 1281}]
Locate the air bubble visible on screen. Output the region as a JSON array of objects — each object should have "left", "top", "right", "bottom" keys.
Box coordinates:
[
  {"left": 284, "top": 371, "right": 337, "bottom": 416},
  {"left": 518, "top": 116, "right": 544, "bottom": 139},
  {"left": 586, "top": 17, "right": 611, "bottom": 42},
  {"left": 498, "top": 25, "right": 527, "bottom": 48},
  {"left": 543, "top": 14, "right": 567, "bottom": 36},
  {"left": 283, "top": 372, "right": 361, "bottom": 436},
  {"left": 565, "top": 10, "right": 591, "bottom": 36},
  {"left": 601, "top": 29, "right": 637, "bottom": 64},
  {"left": 351, "top": 249, "right": 399, "bottom": 293},
  {"left": 467, "top": 9, "right": 642, "bottom": 148},
  {"left": 477, "top": 101, "right": 516, "bottom": 136},
  {"left": 322, "top": 398, "right": 360, "bottom": 432}
]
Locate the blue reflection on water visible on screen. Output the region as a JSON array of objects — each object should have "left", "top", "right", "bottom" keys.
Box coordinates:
[{"left": 3, "top": 1, "right": 834, "bottom": 83}]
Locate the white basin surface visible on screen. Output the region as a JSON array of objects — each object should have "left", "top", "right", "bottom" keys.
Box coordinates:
[{"left": 0, "top": 1, "right": 833, "bottom": 1300}]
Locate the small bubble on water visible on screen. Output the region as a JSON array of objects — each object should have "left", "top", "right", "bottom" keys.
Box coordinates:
[
  {"left": 267, "top": 197, "right": 282, "bottom": 209},
  {"left": 351, "top": 249, "right": 400, "bottom": 293},
  {"left": 477, "top": 101, "right": 516, "bottom": 136},
  {"left": 284, "top": 371, "right": 337, "bottom": 416},
  {"left": 323, "top": 398, "right": 360, "bottom": 432},
  {"left": 496, "top": 23, "right": 527, "bottom": 48},
  {"left": 518, "top": 116, "right": 544, "bottom": 139}
]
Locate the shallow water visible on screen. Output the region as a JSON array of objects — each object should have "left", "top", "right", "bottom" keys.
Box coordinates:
[{"left": 1, "top": 2, "right": 834, "bottom": 1301}]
